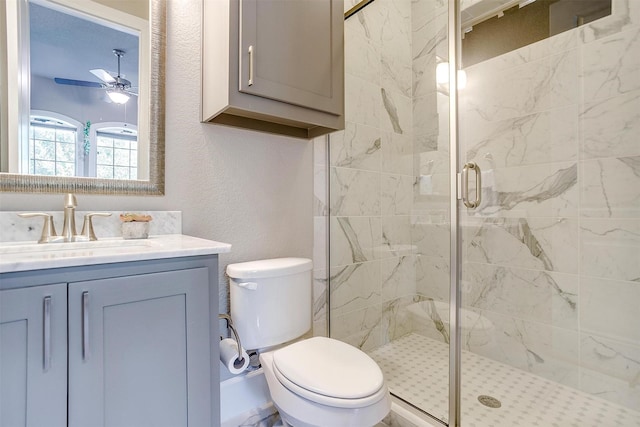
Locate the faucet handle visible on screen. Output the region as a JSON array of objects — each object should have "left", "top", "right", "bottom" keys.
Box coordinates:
[
  {"left": 18, "top": 213, "right": 62, "bottom": 244},
  {"left": 79, "top": 213, "right": 112, "bottom": 241}
]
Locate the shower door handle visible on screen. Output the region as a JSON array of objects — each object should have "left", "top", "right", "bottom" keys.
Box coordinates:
[{"left": 461, "top": 162, "right": 481, "bottom": 209}]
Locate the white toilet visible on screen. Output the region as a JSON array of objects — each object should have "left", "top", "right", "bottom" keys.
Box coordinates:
[{"left": 227, "top": 258, "right": 391, "bottom": 427}]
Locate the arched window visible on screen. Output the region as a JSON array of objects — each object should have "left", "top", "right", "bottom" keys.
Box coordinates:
[
  {"left": 28, "top": 112, "right": 81, "bottom": 176},
  {"left": 91, "top": 123, "right": 138, "bottom": 180}
]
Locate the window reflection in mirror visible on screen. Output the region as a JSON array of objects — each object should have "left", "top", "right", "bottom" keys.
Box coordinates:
[
  {"left": 27, "top": 1, "right": 139, "bottom": 179},
  {"left": 462, "top": 0, "right": 612, "bottom": 67}
]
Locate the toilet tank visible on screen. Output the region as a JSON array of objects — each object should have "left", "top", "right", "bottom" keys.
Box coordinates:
[{"left": 227, "top": 258, "right": 312, "bottom": 350}]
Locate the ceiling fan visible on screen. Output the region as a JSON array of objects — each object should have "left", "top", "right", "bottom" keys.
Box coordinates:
[{"left": 54, "top": 49, "right": 137, "bottom": 104}]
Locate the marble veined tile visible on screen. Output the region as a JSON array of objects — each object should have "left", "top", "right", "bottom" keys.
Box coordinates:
[
  {"left": 379, "top": 0, "right": 412, "bottom": 71},
  {"left": 581, "top": 89, "right": 640, "bottom": 160},
  {"left": 580, "top": 367, "right": 640, "bottom": 412},
  {"left": 381, "top": 255, "right": 416, "bottom": 302},
  {"left": 581, "top": 156, "right": 640, "bottom": 218},
  {"left": 380, "top": 216, "right": 414, "bottom": 258},
  {"left": 412, "top": 93, "right": 439, "bottom": 138},
  {"left": 412, "top": 51, "right": 437, "bottom": 98},
  {"left": 412, "top": 9, "right": 447, "bottom": 62},
  {"left": 581, "top": 276, "right": 640, "bottom": 343},
  {"left": 345, "top": 74, "right": 381, "bottom": 128},
  {"left": 330, "top": 304, "right": 383, "bottom": 351},
  {"left": 382, "top": 53, "right": 412, "bottom": 98},
  {"left": 330, "top": 121, "right": 381, "bottom": 172},
  {"left": 344, "top": 0, "right": 383, "bottom": 47},
  {"left": 462, "top": 105, "right": 578, "bottom": 169},
  {"left": 416, "top": 255, "right": 450, "bottom": 302},
  {"left": 330, "top": 261, "right": 381, "bottom": 316},
  {"left": 345, "top": 30, "right": 380, "bottom": 84},
  {"left": 381, "top": 174, "right": 413, "bottom": 216},
  {"left": 382, "top": 295, "right": 416, "bottom": 342},
  {"left": 330, "top": 167, "right": 380, "bottom": 216},
  {"left": 412, "top": 221, "right": 450, "bottom": 258},
  {"left": 330, "top": 216, "right": 382, "bottom": 267},
  {"left": 581, "top": 27, "right": 640, "bottom": 104},
  {"left": 313, "top": 268, "right": 327, "bottom": 325},
  {"left": 380, "top": 131, "right": 413, "bottom": 175},
  {"left": 380, "top": 88, "right": 412, "bottom": 135},
  {"left": 474, "top": 162, "right": 578, "bottom": 218},
  {"left": 469, "top": 311, "right": 580, "bottom": 389},
  {"left": 462, "top": 262, "right": 579, "bottom": 330},
  {"left": 581, "top": 218, "right": 640, "bottom": 283},
  {"left": 462, "top": 217, "right": 579, "bottom": 274},
  {"left": 463, "top": 50, "right": 578, "bottom": 123},
  {"left": 411, "top": 0, "right": 446, "bottom": 32},
  {"left": 580, "top": 333, "right": 640, "bottom": 406},
  {"left": 579, "top": 0, "right": 638, "bottom": 44}
]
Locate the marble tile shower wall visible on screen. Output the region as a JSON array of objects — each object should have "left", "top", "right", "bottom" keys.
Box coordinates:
[
  {"left": 450, "top": 0, "right": 639, "bottom": 410},
  {"left": 315, "top": 0, "right": 638, "bottom": 413},
  {"left": 316, "top": 0, "right": 421, "bottom": 350}
]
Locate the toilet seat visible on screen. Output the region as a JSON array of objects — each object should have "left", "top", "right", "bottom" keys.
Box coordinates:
[{"left": 271, "top": 337, "right": 386, "bottom": 409}]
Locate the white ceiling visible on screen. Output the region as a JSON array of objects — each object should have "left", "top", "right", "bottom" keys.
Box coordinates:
[{"left": 29, "top": 2, "right": 140, "bottom": 87}]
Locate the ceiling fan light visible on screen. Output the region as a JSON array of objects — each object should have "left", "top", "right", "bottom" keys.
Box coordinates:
[{"left": 107, "top": 89, "right": 130, "bottom": 104}]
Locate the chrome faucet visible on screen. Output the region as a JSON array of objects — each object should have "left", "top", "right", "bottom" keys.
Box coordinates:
[{"left": 62, "top": 193, "right": 78, "bottom": 242}]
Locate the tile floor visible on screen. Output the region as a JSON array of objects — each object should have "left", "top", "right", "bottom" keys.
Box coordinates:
[{"left": 370, "top": 333, "right": 640, "bottom": 427}]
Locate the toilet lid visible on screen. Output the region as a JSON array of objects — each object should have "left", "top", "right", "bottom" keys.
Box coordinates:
[{"left": 272, "top": 337, "right": 384, "bottom": 400}]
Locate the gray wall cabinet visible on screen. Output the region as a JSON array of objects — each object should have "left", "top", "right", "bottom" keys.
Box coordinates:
[
  {"left": 202, "top": 0, "right": 344, "bottom": 139},
  {"left": 0, "top": 256, "right": 219, "bottom": 427}
]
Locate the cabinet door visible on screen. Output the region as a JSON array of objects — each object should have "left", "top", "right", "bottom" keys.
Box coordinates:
[
  {"left": 68, "top": 268, "right": 211, "bottom": 427},
  {"left": 0, "top": 285, "right": 67, "bottom": 427},
  {"left": 239, "top": 0, "right": 343, "bottom": 115}
]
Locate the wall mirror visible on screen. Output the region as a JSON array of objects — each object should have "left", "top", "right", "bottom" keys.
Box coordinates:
[{"left": 0, "top": 0, "right": 165, "bottom": 195}]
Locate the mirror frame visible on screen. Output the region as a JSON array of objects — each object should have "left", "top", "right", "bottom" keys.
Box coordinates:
[{"left": 0, "top": 0, "right": 165, "bottom": 195}]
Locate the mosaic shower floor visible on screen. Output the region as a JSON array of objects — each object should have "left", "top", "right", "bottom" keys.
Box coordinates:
[{"left": 369, "top": 333, "right": 640, "bottom": 427}]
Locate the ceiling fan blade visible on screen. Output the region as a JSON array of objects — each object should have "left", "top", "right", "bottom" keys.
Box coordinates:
[
  {"left": 54, "top": 77, "right": 104, "bottom": 88},
  {"left": 90, "top": 69, "right": 116, "bottom": 84}
]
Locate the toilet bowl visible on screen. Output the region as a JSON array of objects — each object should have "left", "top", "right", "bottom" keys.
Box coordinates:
[
  {"left": 260, "top": 337, "right": 390, "bottom": 427},
  {"left": 227, "top": 258, "right": 391, "bottom": 427}
]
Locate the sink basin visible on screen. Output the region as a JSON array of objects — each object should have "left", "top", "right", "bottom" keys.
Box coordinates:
[
  {"left": 0, "top": 238, "right": 155, "bottom": 256},
  {"left": 0, "top": 234, "right": 232, "bottom": 274}
]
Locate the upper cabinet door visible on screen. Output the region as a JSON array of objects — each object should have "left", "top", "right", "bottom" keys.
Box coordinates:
[
  {"left": 0, "top": 284, "right": 67, "bottom": 427},
  {"left": 239, "top": 0, "right": 344, "bottom": 115}
]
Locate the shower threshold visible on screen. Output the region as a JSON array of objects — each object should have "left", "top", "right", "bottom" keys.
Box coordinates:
[{"left": 369, "top": 333, "right": 640, "bottom": 427}]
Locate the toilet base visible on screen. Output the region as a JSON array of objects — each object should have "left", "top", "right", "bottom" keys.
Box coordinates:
[{"left": 260, "top": 351, "right": 391, "bottom": 427}]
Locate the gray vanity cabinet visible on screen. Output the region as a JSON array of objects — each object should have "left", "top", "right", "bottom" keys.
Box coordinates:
[
  {"left": 0, "top": 284, "right": 67, "bottom": 427},
  {"left": 68, "top": 268, "right": 211, "bottom": 427},
  {"left": 202, "top": 0, "right": 345, "bottom": 139},
  {"left": 0, "top": 257, "right": 219, "bottom": 427}
]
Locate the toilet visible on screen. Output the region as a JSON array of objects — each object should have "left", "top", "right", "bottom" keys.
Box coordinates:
[{"left": 227, "top": 258, "right": 391, "bottom": 427}]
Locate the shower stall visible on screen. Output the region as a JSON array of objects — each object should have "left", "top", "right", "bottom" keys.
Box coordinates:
[{"left": 313, "top": 0, "right": 640, "bottom": 425}]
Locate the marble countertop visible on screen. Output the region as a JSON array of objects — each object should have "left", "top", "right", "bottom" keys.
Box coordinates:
[{"left": 0, "top": 234, "right": 231, "bottom": 274}]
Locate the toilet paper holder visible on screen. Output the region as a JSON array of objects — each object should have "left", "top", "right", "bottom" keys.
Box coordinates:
[{"left": 218, "top": 313, "right": 244, "bottom": 363}]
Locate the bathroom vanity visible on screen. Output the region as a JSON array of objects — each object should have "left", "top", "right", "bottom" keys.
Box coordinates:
[{"left": 0, "top": 235, "right": 231, "bottom": 427}]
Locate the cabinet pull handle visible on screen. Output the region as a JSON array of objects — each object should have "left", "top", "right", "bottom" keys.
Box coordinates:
[
  {"left": 43, "top": 296, "right": 51, "bottom": 372},
  {"left": 248, "top": 45, "right": 254, "bottom": 86},
  {"left": 461, "top": 162, "right": 482, "bottom": 209},
  {"left": 82, "top": 291, "right": 89, "bottom": 361}
]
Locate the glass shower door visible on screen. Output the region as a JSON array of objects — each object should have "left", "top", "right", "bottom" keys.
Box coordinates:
[{"left": 457, "top": 0, "right": 640, "bottom": 425}]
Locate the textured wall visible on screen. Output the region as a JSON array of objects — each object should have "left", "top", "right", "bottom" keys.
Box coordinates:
[{"left": 0, "top": 0, "right": 314, "bottom": 317}]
